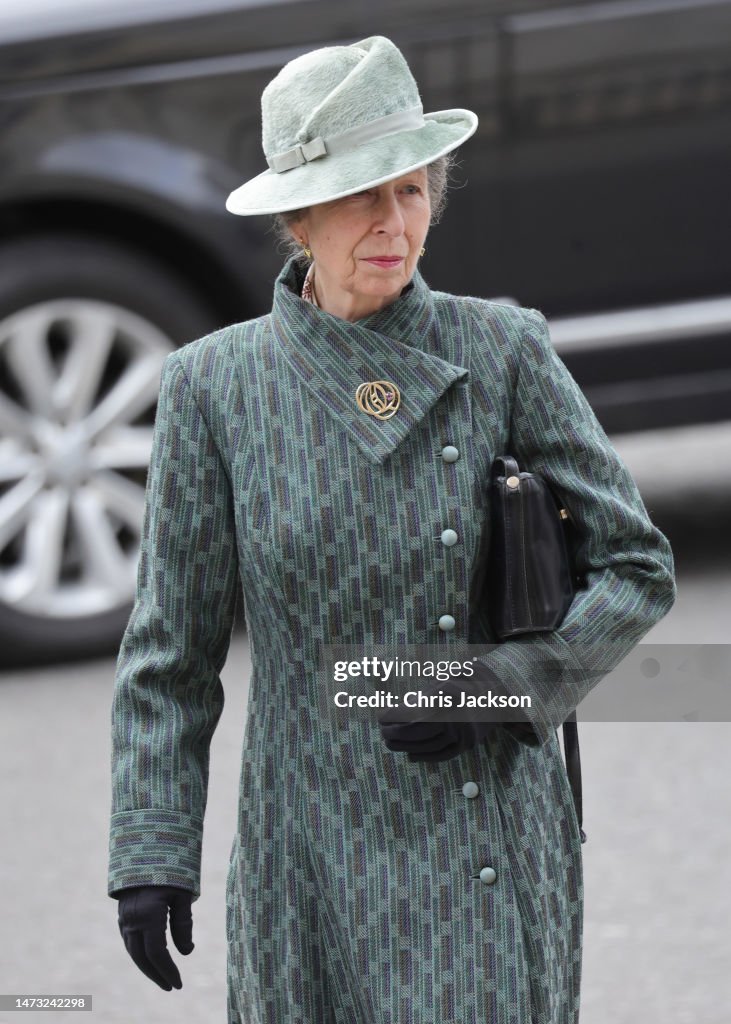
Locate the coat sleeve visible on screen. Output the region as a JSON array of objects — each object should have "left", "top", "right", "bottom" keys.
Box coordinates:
[
  {"left": 472, "top": 306, "right": 677, "bottom": 748},
  {"left": 107, "top": 349, "right": 239, "bottom": 902}
]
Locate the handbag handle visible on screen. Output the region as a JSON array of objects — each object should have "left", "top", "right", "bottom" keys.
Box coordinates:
[
  {"left": 490, "top": 454, "right": 520, "bottom": 484},
  {"left": 562, "top": 712, "right": 587, "bottom": 843}
]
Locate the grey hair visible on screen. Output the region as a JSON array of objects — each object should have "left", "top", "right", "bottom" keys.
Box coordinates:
[{"left": 271, "top": 152, "right": 457, "bottom": 266}]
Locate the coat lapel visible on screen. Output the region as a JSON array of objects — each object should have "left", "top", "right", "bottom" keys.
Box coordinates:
[{"left": 270, "top": 257, "right": 470, "bottom": 465}]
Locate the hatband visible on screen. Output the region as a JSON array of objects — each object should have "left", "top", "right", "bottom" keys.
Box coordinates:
[{"left": 267, "top": 106, "right": 426, "bottom": 174}]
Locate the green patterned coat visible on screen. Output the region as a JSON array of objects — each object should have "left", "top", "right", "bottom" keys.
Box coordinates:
[{"left": 108, "top": 256, "right": 676, "bottom": 1023}]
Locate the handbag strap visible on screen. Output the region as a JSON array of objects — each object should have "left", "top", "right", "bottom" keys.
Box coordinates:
[{"left": 562, "top": 711, "right": 587, "bottom": 844}]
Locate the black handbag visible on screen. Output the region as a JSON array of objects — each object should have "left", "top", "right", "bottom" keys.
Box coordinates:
[{"left": 486, "top": 454, "right": 587, "bottom": 844}]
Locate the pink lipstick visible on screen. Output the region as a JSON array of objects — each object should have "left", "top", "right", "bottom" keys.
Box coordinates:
[{"left": 363, "top": 257, "right": 404, "bottom": 269}]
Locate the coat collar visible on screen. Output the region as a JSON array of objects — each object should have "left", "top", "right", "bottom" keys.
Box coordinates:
[{"left": 270, "top": 256, "right": 470, "bottom": 465}]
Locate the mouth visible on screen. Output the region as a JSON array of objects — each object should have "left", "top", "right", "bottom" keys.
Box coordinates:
[{"left": 362, "top": 256, "right": 405, "bottom": 268}]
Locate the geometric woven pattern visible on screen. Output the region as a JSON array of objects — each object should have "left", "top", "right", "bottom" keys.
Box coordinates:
[{"left": 109, "top": 255, "right": 676, "bottom": 1023}]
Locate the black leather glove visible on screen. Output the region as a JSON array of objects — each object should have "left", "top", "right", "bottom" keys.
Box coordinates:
[
  {"left": 378, "top": 661, "right": 527, "bottom": 763},
  {"left": 379, "top": 715, "right": 498, "bottom": 763},
  {"left": 116, "top": 884, "right": 194, "bottom": 991}
]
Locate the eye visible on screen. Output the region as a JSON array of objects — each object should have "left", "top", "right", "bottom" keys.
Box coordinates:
[{"left": 402, "top": 184, "right": 423, "bottom": 195}]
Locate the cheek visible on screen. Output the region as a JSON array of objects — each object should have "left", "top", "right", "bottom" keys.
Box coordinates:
[
  {"left": 406, "top": 212, "right": 429, "bottom": 242},
  {"left": 323, "top": 225, "right": 358, "bottom": 262},
  {"left": 317, "top": 232, "right": 360, "bottom": 282}
]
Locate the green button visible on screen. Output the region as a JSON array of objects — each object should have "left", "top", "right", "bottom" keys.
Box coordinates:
[
  {"left": 441, "top": 529, "right": 458, "bottom": 547},
  {"left": 479, "top": 866, "right": 497, "bottom": 885},
  {"left": 438, "top": 614, "right": 455, "bottom": 631},
  {"left": 441, "top": 445, "right": 459, "bottom": 462}
]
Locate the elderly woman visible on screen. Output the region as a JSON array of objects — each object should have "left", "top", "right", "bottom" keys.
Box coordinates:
[{"left": 108, "top": 36, "right": 676, "bottom": 1024}]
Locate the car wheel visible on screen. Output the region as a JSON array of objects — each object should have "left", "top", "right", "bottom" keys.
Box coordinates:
[{"left": 0, "top": 233, "right": 218, "bottom": 668}]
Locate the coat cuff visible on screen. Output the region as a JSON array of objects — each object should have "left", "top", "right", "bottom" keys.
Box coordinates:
[
  {"left": 108, "top": 808, "right": 203, "bottom": 901},
  {"left": 471, "top": 635, "right": 585, "bottom": 749}
]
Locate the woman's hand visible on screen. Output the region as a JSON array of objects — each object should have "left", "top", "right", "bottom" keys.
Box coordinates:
[
  {"left": 379, "top": 715, "right": 498, "bottom": 762},
  {"left": 116, "top": 884, "right": 194, "bottom": 991},
  {"left": 378, "top": 666, "right": 507, "bottom": 762}
]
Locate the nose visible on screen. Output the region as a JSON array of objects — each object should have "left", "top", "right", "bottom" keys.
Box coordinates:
[{"left": 372, "top": 189, "right": 406, "bottom": 236}]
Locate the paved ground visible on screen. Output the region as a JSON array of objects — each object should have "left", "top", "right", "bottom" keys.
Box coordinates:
[{"left": 1, "top": 421, "right": 729, "bottom": 1023}]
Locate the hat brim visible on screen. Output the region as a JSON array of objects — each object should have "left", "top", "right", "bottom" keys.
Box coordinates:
[{"left": 224, "top": 109, "right": 478, "bottom": 216}]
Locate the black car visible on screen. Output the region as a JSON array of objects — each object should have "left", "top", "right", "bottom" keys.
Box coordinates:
[{"left": 1, "top": 0, "right": 729, "bottom": 665}]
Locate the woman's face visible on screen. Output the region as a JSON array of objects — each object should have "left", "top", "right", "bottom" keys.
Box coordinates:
[{"left": 292, "top": 167, "right": 431, "bottom": 322}]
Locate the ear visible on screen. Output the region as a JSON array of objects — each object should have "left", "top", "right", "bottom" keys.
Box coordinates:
[{"left": 286, "top": 209, "right": 310, "bottom": 247}]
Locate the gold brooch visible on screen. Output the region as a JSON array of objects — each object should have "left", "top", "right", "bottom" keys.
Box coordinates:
[{"left": 355, "top": 380, "right": 401, "bottom": 420}]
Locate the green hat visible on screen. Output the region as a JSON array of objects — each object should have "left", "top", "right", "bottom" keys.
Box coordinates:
[{"left": 225, "top": 35, "right": 478, "bottom": 217}]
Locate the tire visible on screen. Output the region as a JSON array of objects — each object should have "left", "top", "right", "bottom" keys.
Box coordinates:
[{"left": 0, "top": 233, "right": 218, "bottom": 668}]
